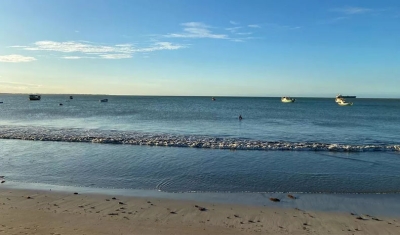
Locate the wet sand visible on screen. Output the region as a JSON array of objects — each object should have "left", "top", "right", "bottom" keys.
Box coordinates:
[{"left": 1, "top": 189, "right": 399, "bottom": 235}]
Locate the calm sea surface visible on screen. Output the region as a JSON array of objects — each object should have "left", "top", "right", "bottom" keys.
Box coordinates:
[{"left": 1, "top": 94, "right": 400, "bottom": 193}]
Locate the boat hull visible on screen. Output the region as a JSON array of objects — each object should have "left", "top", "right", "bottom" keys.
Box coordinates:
[
  {"left": 338, "top": 102, "right": 353, "bottom": 106},
  {"left": 281, "top": 99, "right": 295, "bottom": 103},
  {"left": 29, "top": 95, "right": 41, "bottom": 101}
]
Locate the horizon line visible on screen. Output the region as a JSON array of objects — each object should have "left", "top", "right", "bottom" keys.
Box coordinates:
[{"left": 1, "top": 92, "right": 399, "bottom": 99}]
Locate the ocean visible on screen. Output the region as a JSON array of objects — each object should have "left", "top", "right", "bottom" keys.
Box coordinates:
[{"left": 1, "top": 94, "right": 400, "bottom": 195}]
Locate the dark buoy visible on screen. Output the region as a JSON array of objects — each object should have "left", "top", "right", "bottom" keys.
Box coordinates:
[
  {"left": 59, "top": 103, "right": 63, "bottom": 106},
  {"left": 239, "top": 115, "right": 243, "bottom": 121}
]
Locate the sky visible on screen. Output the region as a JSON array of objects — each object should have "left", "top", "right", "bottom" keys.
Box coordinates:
[{"left": 0, "top": 0, "right": 399, "bottom": 97}]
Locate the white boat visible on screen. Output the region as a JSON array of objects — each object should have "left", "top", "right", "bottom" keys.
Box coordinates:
[
  {"left": 335, "top": 97, "right": 344, "bottom": 103},
  {"left": 281, "top": 97, "right": 295, "bottom": 103},
  {"left": 100, "top": 99, "right": 108, "bottom": 103},
  {"left": 337, "top": 99, "right": 353, "bottom": 106}
]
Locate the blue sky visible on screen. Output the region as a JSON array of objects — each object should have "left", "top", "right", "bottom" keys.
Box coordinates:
[{"left": 0, "top": 0, "right": 399, "bottom": 97}]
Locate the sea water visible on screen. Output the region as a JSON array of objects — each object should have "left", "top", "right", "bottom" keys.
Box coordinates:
[{"left": 1, "top": 94, "right": 400, "bottom": 194}]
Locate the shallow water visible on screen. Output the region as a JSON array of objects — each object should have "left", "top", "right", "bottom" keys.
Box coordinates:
[{"left": 1, "top": 139, "right": 400, "bottom": 194}]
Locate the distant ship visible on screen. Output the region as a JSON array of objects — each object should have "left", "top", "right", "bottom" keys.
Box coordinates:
[
  {"left": 336, "top": 94, "right": 356, "bottom": 99},
  {"left": 29, "top": 95, "right": 41, "bottom": 101}
]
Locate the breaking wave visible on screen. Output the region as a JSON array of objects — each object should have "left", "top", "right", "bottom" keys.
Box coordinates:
[{"left": 0, "top": 126, "right": 399, "bottom": 152}]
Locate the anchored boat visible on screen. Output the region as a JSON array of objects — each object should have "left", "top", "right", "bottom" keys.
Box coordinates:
[
  {"left": 337, "top": 99, "right": 353, "bottom": 106},
  {"left": 281, "top": 97, "right": 296, "bottom": 103},
  {"left": 335, "top": 97, "right": 344, "bottom": 103},
  {"left": 29, "top": 95, "right": 41, "bottom": 101}
]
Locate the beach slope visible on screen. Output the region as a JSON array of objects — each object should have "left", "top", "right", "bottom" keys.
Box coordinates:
[{"left": 0, "top": 189, "right": 399, "bottom": 235}]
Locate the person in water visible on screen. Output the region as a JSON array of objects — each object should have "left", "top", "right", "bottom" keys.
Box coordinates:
[{"left": 239, "top": 115, "right": 243, "bottom": 120}]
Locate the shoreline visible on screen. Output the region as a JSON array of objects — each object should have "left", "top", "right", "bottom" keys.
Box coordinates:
[
  {"left": 1, "top": 187, "right": 400, "bottom": 235},
  {"left": 3, "top": 181, "right": 400, "bottom": 217}
]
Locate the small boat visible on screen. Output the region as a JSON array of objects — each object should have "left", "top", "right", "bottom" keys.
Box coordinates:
[
  {"left": 337, "top": 99, "right": 353, "bottom": 106},
  {"left": 281, "top": 97, "right": 295, "bottom": 103},
  {"left": 70, "top": 96, "right": 73, "bottom": 100},
  {"left": 29, "top": 95, "right": 41, "bottom": 101},
  {"left": 100, "top": 99, "right": 108, "bottom": 103},
  {"left": 0, "top": 102, "right": 3, "bottom": 104},
  {"left": 212, "top": 97, "right": 216, "bottom": 101},
  {"left": 335, "top": 97, "right": 344, "bottom": 103}
]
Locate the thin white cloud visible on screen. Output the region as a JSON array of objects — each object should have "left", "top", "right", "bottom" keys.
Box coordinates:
[
  {"left": 264, "top": 23, "right": 301, "bottom": 30},
  {"left": 231, "top": 39, "right": 244, "bottom": 42},
  {"left": 331, "top": 6, "right": 372, "bottom": 14},
  {"left": 23, "top": 41, "right": 131, "bottom": 53},
  {"left": 137, "top": 42, "right": 185, "bottom": 52},
  {"left": 230, "top": 20, "right": 239, "bottom": 25},
  {"left": 225, "top": 26, "right": 242, "bottom": 33},
  {"left": 99, "top": 54, "right": 132, "bottom": 59},
  {"left": 13, "top": 41, "right": 185, "bottom": 60},
  {"left": 230, "top": 36, "right": 257, "bottom": 43},
  {"left": 248, "top": 24, "right": 261, "bottom": 28},
  {"left": 63, "top": 56, "right": 84, "bottom": 59},
  {"left": 319, "top": 16, "right": 350, "bottom": 24},
  {"left": 0, "top": 81, "right": 42, "bottom": 88},
  {"left": 9, "top": 45, "right": 27, "bottom": 48},
  {"left": 235, "top": 32, "right": 253, "bottom": 35},
  {"left": 166, "top": 22, "right": 228, "bottom": 39},
  {"left": 0, "top": 54, "right": 37, "bottom": 63}
]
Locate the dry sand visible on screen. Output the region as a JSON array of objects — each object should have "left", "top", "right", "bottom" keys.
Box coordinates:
[{"left": 0, "top": 189, "right": 399, "bottom": 235}]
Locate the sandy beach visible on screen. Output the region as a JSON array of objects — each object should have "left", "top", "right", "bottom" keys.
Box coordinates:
[{"left": 1, "top": 189, "right": 399, "bottom": 235}]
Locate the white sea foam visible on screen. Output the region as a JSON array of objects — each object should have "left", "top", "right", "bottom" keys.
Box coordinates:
[{"left": 0, "top": 126, "right": 399, "bottom": 152}]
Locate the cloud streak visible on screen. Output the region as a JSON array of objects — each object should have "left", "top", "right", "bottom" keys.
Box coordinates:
[
  {"left": 319, "top": 16, "right": 350, "bottom": 24},
  {"left": 248, "top": 24, "right": 261, "bottom": 28},
  {"left": 0, "top": 81, "right": 42, "bottom": 90},
  {"left": 13, "top": 41, "right": 186, "bottom": 60},
  {"left": 264, "top": 23, "right": 301, "bottom": 30},
  {"left": 331, "top": 6, "right": 372, "bottom": 15},
  {"left": 0, "top": 54, "right": 37, "bottom": 63},
  {"left": 166, "top": 22, "right": 228, "bottom": 39},
  {"left": 225, "top": 26, "right": 242, "bottom": 33}
]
